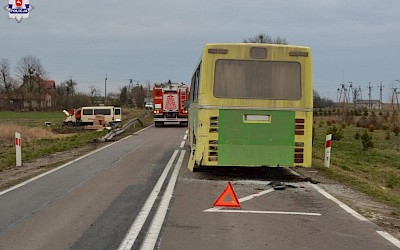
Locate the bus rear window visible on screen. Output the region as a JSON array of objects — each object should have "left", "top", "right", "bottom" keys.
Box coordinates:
[{"left": 213, "top": 60, "right": 301, "bottom": 100}]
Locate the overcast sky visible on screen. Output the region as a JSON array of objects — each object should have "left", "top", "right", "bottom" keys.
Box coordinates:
[{"left": 2, "top": 0, "right": 400, "bottom": 102}]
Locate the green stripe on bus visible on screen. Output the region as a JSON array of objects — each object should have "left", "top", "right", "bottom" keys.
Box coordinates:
[{"left": 218, "top": 110, "right": 295, "bottom": 166}]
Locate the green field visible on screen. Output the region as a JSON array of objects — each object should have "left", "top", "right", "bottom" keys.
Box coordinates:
[
  {"left": 0, "top": 111, "right": 66, "bottom": 127},
  {"left": 0, "top": 109, "right": 153, "bottom": 172},
  {"left": 312, "top": 117, "right": 400, "bottom": 211}
]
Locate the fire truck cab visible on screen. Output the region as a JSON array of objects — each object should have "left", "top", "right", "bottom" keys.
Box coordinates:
[{"left": 153, "top": 81, "right": 189, "bottom": 127}]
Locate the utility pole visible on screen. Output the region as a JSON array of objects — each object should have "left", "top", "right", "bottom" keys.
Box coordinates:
[
  {"left": 378, "top": 81, "right": 384, "bottom": 110},
  {"left": 129, "top": 79, "right": 133, "bottom": 106},
  {"left": 104, "top": 74, "right": 107, "bottom": 104},
  {"left": 368, "top": 82, "right": 373, "bottom": 111}
]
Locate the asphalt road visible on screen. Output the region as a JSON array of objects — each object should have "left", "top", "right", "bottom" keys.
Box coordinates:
[{"left": 0, "top": 125, "right": 398, "bottom": 250}]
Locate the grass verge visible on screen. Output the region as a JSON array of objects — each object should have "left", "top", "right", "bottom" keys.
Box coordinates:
[{"left": 313, "top": 118, "right": 400, "bottom": 211}]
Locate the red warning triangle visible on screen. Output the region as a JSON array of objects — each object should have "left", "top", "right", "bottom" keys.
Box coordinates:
[{"left": 213, "top": 182, "right": 241, "bottom": 208}]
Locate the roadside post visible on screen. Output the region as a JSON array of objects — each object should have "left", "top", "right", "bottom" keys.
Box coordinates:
[
  {"left": 15, "top": 132, "right": 22, "bottom": 167},
  {"left": 324, "top": 134, "right": 332, "bottom": 168}
]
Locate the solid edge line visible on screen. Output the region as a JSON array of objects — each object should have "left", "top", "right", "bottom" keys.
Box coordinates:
[
  {"left": 310, "top": 184, "right": 368, "bottom": 221},
  {"left": 0, "top": 124, "right": 154, "bottom": 197},
  {"left": 0, "top": 125, "right": 151, "bottom": 196},
  {"left": 133, "top": 124, "right": 154, "bottom": 135},
  {"left": 117, "top": 150, "right": 179, "bottom": 250},
  {"left": 0, "top": 137, "right": 122, "bottom": 196},
  {"left": 376, "top": 231, "right": 400, "bottom": 248},
  {"left": 312, "top": 184, "right": 400, "bottom": 248},
  {"left": 140, "top": 150, "right": 186, "bottom": 250},
  {"left": 179, "top": 141, "right": 185, "bottom": 148}
]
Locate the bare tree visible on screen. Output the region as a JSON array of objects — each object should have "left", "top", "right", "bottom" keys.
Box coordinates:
[
  {"left": 243, "top": 33, "right": 288, "bottom": 44},
  {"left": 145, "top": 81, "right": 152, "bottom": 99},
  {"left": 15, "top": 55, "right": 48, "bottom": 81},
  {"left": 58, "top": 79, "right": 77, "bottom": 108},
  {"left": 14, "top": 55, "right": 48, "bottom": 110},
  {"left": 132, "top": 84, "right": 146, "bottom": 108},
  {"left": 0, "top": 59, "right": 17, "bottom": 110}
]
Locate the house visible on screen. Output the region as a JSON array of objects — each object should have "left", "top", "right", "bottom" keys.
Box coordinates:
[
  {"left": 19, "top": 75, "right": 56, "bottom": 110},
  {"left": 354, "top": 100, "right": 382, "bottom": 110}
]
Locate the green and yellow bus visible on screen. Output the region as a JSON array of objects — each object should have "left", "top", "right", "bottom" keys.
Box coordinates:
[{"left": 188, "top": 43, "right": 313, "bottom": 171}]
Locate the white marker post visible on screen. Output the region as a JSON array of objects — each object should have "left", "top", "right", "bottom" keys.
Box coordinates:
[
  {"left": 324, "top": 134, "right": 332, "bottom": 168},
  {"left": 15, "top": 132, "right": 22, "bottom": 167}
]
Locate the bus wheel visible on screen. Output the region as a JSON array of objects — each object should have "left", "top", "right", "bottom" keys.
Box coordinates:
[{"left": 67, "top": 121, "right": 74, "bottom": 127}]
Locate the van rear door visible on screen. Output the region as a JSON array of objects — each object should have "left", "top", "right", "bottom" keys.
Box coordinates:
[{"left": 114, "top": 107, "right": 122, "bottom": 121}]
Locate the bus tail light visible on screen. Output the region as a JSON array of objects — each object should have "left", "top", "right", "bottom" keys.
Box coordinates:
[
  {"left": 294, "top": 117, "right": 305, "bottom": 164},
  {"left": 209, "top": 116, "right": 219, "bottom": 133},
  {"left": 295, "top": 118, "right": 305, "bottom": 136}
]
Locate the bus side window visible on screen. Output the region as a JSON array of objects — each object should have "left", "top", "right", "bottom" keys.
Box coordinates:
[
  {"left": 94, "top": 109, "right": 111, "bottom": 115},
  {"left": 83, "top": 109, "right": 93, "bottom": 115},
  {"left": 195, "top": 64, "right": 200, "bottom": 101}
]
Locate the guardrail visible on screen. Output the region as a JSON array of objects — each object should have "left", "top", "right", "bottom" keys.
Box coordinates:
[{"left": 95, "top": 118, "right": 143, "bottom": 142}]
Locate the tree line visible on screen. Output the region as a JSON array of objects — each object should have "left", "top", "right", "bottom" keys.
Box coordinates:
[{"left": 0, "top": 55, "right": 150, "bottom": 111}]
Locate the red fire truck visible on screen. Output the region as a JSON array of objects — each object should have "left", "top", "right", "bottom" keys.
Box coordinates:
[{"left": 153, "top": 81, "right": 189, "bottom": 127}]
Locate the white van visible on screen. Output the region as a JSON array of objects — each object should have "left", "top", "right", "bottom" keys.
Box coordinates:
[{"left": 63, "top": 106, "right": 122, "bottom": 126}]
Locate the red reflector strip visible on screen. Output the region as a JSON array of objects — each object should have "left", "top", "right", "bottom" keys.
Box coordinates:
[
  {"left": 294, "top": 148, "right": 304, "bottom": 153},
  {"left": 294, "top": 159, "right": 304, "bottom": 163},
  {"left": 295, "top": 124, "right": 304, "bottom": 129},
  {"left": 325, "top": 140, "right": 331, "bottom": 148},
  {"left": 294, "top": 154, "right": 303, "bottom": 159},
  {"left": 295, "top": 118, "right": 305, "bottom": 124},
  {"left": 295, "top": 130, "right": 304, "bottom": 135}
]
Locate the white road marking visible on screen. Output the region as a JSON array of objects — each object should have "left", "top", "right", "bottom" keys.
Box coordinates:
[
  {"left": 204, "top": 208, "right": 321, "bottom": 216},
  {"left": 287, "top": 168, "right": 301, "bottom": 176},
  {"left": 376, "top": 231, "right": 400, "bottom": 248},
  {"left": 0, "top": 125, "right": 153, "bottom": 197},
  {"left": 141, "top": 150, "right": 186, "bottom": 250},
  {"left": 118, "top": 150, "right": 179, "bottom": 250},
  {"left": 183, "top": 134, "right": 188, "bottom": 140},
  {"left": 0, "top": 139, "right": 120, "bottom": 196},
  {"left": 185, "top": 130, "right": 188, "bottom": 134},
  {"left": 180, "top": 140, "right": 185, "bottom": 148},
  {"left": 238, "top": 188, "right": 275, "bottom": 203},
  {"left": 311, "top": 184, "right": 368, "bottom": 221},
  {"left": 203, "top": 186, "right": 319, "bottom": 216}
]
